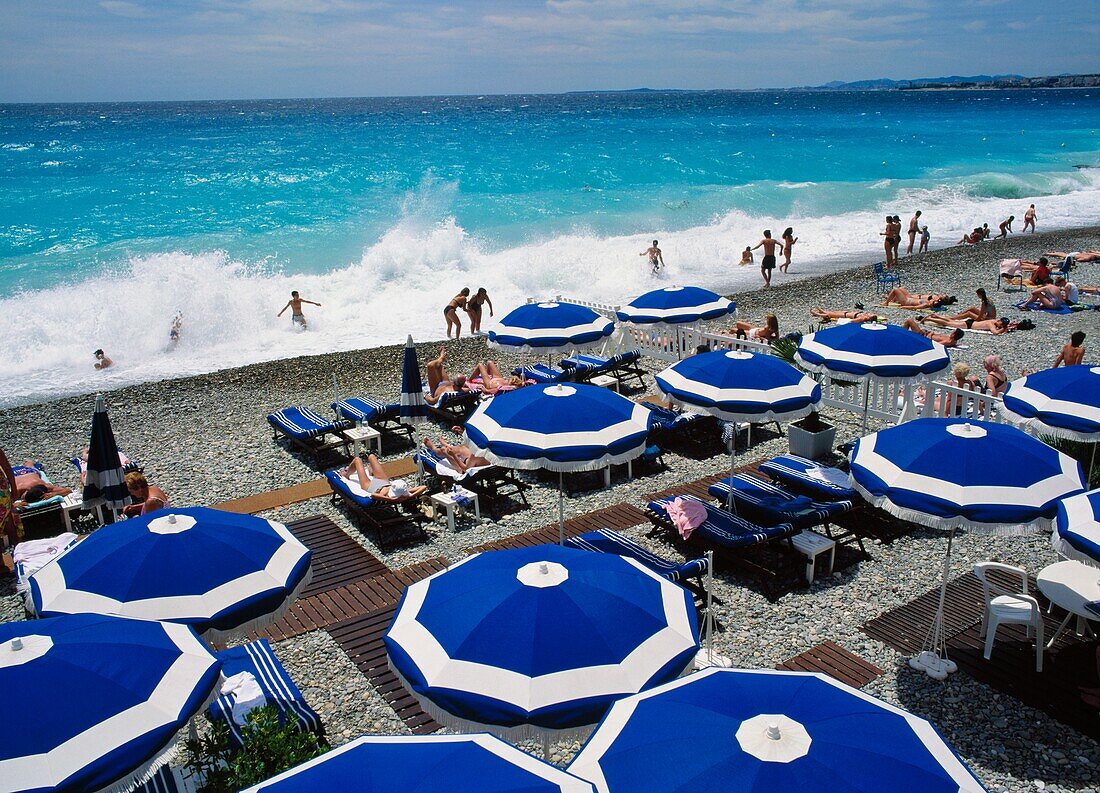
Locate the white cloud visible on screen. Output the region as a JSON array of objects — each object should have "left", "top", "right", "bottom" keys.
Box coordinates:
[{"left": 99, "top": 0, "right": 151, "bottom": 19}]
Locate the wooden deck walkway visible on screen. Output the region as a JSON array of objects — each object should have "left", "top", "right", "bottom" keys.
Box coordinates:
[
  {"left": 777, "top": 640, "right": 883, "bottom": 689},
  {"left": 284, "top": 514, "right": 389, "bottom": 600},
  {"left": 464, "top": 502, "right": 648, "bottom": 554},
  {"left": 862, "top": 571, "right": 1099, "bottom": 740}
]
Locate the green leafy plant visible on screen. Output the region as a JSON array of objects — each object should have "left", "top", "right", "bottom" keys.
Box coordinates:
[
  {"left": 769, "top": 336, "right": 798, "bottom": 365},
  {"left": 183, "top": 706, "right": 328, "bottom": 793}
]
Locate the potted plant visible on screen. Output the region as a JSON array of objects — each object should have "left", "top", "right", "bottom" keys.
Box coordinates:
[{"left": 788, "top": 409, "right": 837, "bottom": 460}]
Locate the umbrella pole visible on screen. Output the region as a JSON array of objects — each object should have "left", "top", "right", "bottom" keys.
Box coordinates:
[
  {"left": 727, "top": 428, "right": 737, "bottom": 514},
  {"left": 910, "top": 527, "right": 959, "bottom": 679},
  {"left": 705, "top": 549, "right": 714, "bottom": 660},
  {"left": 558, "top": 472, "right": 565, "bottom": 545},
  {"left": 860, "top": 379, "right": 871, "bottom": 435},
  {"left": 543, "top": 734, "right": 552, "bottom": 762},
  {"left": 1090, "top": 443, "right": 1097, "bottom": 488}
]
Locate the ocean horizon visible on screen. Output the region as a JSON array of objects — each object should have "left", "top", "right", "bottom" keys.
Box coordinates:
[{"left": 2, "top": 87, "right": 1098, "bottom": 407}]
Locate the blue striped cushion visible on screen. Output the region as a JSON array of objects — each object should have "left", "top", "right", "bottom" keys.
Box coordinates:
[
  {"left": 209, "top": 639, "right": 322, "bottom": 747},
  {"left": 414, "top": 448, "right": 442, "bottom": 475},
  {"left": 707, "top": 474, "right": 853, "bottom": 530},
  {"left": 565, "top": 528, "right": 708, "bottom": 583},
  {"left": 758, "top": 454, "right": 858, "bottom": 501},
  {"left": 267, "top": 406, "right": 337, "bottom": 439},
  {"left": 332, "top": 396, "right": 388, "bottom": 423},
  {"left": 324, "top": 469, "right": 374, "bottom": 508},
  {"left": 513, "top": 364, "right": 568, "bottom": 383},
  {"left": 649, "top": 495, "right": 797, "bottom": 549}
]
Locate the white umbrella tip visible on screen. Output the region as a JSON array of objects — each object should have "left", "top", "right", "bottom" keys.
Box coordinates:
[{"left": 11, "top": 638, "right": 23, "bottom": 651}]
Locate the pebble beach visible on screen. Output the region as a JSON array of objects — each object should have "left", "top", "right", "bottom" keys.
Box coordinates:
[{"left": 3, "top": 226, "right": 1100, "bottom": 792}]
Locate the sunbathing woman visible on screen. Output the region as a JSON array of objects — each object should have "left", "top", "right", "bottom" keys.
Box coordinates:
[
  {"left": 900, "top": 317, "right": 963, "bottom": 348},
  {"left": 729, "top": 312, "right": 779, "bottom": 342},
  {"left": 881, "top": 287, "right": 953, "bottom": 309},
  {"left": 1047, "top": 250, "right": 1100, "bottom": 263},
  {"left": 425, "top": 346, "right": 470, "bottom": 404},
  {"left": 470, "top": 360, "right": 524, "bottom": 394},
  {"left": 122, "top": 472, "right": 169, "bottom": 518},
  {"left": 338, "top": 454, "right": 426, "bottom": 503},
  {"left": 919, "top": 314, "right": 1009, "bottom": 335},
  {"left": 425, "top": 437, "right": 492, "bottom": 474},
  {"left": 947, "top": 288, "right": 996, "bottom": 322},
  {"left": 982, "top": 355, "right": 1008, "bottom": 397},
  {"left": 810, "top": 308, "right": 880, "bottom": 323}
]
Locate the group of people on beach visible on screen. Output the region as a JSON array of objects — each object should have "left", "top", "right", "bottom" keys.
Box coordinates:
[
  {"left": 881, "top": 212, "right": 930, "bottom": 267},
  {"left": 741, "top": 228, "right": 798, "bottom": 288},
  {"left": 957, "top": 204, "right": 1038, "bottom": 246},
  {"left": 443, "top": 287, "right": 494, "bottom": 340}
]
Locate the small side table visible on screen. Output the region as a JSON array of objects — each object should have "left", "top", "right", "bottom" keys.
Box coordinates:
[
  {"left": 345, "top": 425, "right": 382, "bottom": 458},
  {"left": 589, "top": 374, "right": 620, "bottom": 392},
  {"left": 61, "top": 493, "right": 102, "bottom": 530},
  {"left": 430, "top": 488, "right": 481, "bottom": 531},
  {"left": 789, "top": 530, "right": 836, "bottom": 584}
]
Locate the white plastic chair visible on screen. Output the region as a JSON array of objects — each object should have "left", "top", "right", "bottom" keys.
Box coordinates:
[{"left": 973, "top": 562, "right": 1044, "bottom": 673}]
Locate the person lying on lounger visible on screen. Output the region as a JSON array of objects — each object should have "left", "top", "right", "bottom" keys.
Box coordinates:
[
  {"left": 947, "top": 288, "right": 996, "bottom": 322},
  {"left": 424, "top": 346, "right": 472, "bottom": 404},
  {"left": 810, "top": 308, "right": 880, "bottom": 323},
  {"left": 919, "top": 314, "right": 1009, "bottom": 335},
  {"left": 881, "top": 287, "right": 954, "bottom": 309},
  {"left": 1046, "top": 250, "right": 1100, "bottom": 263},
  {"left": 338, "top": 455, "right": 427, "bottom": 503},
  {"left": 900, "top": 318, "right": 964, "bottom": 347},
  {"left": 425, "top": 437, "right": 492, "bottom": 474},
  {"left": 470, "top": 360, "right": 524, "bottom": 395},
  {"left": 12, "top": 461, "right": 72, "bottom": 507}
]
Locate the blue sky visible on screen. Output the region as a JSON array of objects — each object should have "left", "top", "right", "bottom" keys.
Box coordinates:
[{"left": 2, "top": 0, "right": 1098, "bottom": 102}]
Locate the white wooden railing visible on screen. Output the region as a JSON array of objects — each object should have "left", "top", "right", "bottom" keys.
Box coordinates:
[
  {"left": 820, "top": 378, "right": 912, "bottom": 425},
  {"left": 912, "top": 381, "right": 1005, "bottom": 422}
]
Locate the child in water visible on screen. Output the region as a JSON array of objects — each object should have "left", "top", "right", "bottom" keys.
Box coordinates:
[{"left": 739, "top": 246, "right": 753, "bottom": 266}]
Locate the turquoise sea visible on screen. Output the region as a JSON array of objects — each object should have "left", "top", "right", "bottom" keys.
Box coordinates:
[{"left": 1, "top": 89, "right": 1098, "bottom": 405}]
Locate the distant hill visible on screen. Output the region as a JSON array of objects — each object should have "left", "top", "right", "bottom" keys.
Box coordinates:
[{"left": 809, "top": 74, "right": 1100, "bottom": 90}]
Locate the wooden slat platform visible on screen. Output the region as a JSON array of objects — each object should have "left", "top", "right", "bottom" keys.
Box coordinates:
[
  {"left": 260, "top": 556, "right": 449, "bottom": 642},
  {"left": 464, "top": 502, "right": 647, "bottom": 554},
  {"left": 861, "top": 571, "right": 1099, "bottom": 740},
  {"left": 216, "top": 479, "right": 330, "bottom": 514},
  {"left": 641, "top": 471, "right": 729, "bottom": 503},
  {"left": 285, "top": 514, "right": 389, "bottom": 600},
  {"left": 328, "top": 605, "right": 442, "bottom": 734},
  {"left": 777, "top": 640, "right": 883, "bottom": 689}
]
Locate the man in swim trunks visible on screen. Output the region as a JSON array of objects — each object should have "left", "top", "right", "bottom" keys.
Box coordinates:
[
  {"left": 1054, "top": 331, "right": 1086, "bottom": 367},
  {"left": 444, "top": 288, "right": 470, "bottom": 339},
  {"left": 1023, "top": 204, "right": 1036, "bottom": 233},
  {"left": 899, "top": 318, "right": 963, "bottom": 348},
  {"left": 278, "top": 290, "right": 321, "bottom": 329},
  {"left": 906, "top": 210, "right": 922, "bottom": 255},
  {"left": 12, "top": 461, "right": 72, "bottom": 508},
  {"left": 640, "top": 240, "right": 664, "bottom": 273},
  {"left": 752, "top": 230, "right": 780, "bottom": 288},
  {"left": 1021, "top": 283, "right": 1066, "bottom": 311},
  {"left": 424, "top": 346, "right": 471, "bottom": 404}
]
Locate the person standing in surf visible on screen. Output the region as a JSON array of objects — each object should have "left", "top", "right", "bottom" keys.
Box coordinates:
[
  {"left": 465, "top": 287, "right": 494, "bottom": 335},
  {"left": 278, "top": 290, "right": 321, "bottom": 330},
  {"left": 1023, "top": 204, "right": 1037, "bottom": 233},
  {"left": 640, "top": 240, "right": 664, "bottom": 274},
  {"left": 906, "top": 210, "right": 922, "bottom": 255},
  {"left": 880, "top": 216, "right": 895, "bottom": 267},
  {"left": 997, "top": 215, "right": 1014, "bottom": 239},
  {"left": 779, "top": 227, "right": 797, "bottom": 273},
  {"left": 752, "top": 230, "right": 780, "bottom": 288},
  {"left": 444, "top": 287, "right": 470, "bottom": 339}
]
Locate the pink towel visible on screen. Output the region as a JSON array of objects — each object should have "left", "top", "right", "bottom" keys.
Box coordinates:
[{"left": 665, "top": 497, "right": 707, "bottom": 540}]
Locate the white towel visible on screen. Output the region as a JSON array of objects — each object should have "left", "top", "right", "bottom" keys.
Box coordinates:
[
  {"left": 435, "top": 459, "right": 492, "bottom": 481},
  {"left": 807, "top": 466, "right": 850, "bottom": 489},
  {"left": 221, "top": 671, "right": 267, "bottom": 726},
  {"left": 13, "top": 533, "right": 78, "bottom": 571}
]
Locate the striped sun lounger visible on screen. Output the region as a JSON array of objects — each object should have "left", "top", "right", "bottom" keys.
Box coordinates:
[
  {"left": 414, "top": 447, "right": 530, "bottom": 512},
  {"left": 560, "top": 348, "right": 646, "bottom": 388},
  {"left": 333, "top": 396, "right": 416, "bottom": 444},
  {"left": 648, "top": 495, "right": 798, "bottom": 551},
  {"left": 707, "top": 474, "right": 853, "bottom": 532},
  {"left": 208, "top": 639, "right": 322, "bottom": 747},
  {"left": 513, "top": 363, "right": 571, "bottom": 384},
  {"left": 757, "top": 454, "right": 859, "bottom": 502},
  {"left": 565, "top": 528, "right": 709, "bottom": 594},
  {"left": 267, "top": 406, "right": 353, "bottom": 465},
  {"left": 324, "top": 469, "right": 428, "bottom": 548}
]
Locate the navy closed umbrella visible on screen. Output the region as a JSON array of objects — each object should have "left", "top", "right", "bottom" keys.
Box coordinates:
[
  {"left": 82, "top": 394, "right": 128, "bottom": 518},
  {"left": 400, "top": 335, "right": 430, "bottom": 427}
]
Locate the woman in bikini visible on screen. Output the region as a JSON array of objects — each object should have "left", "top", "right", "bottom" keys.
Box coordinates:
[
  {"left": 982, "top": 355, "right": 1008, "bottom": 397},
  {"left": 424, "top": 437, "right": 492, "bottom": 474},
  {"left": 880, "top": 215, "right": 895, "bottom": 266},
  {"left": 339, "top": 454, "right": 426, "bottom": 503},
  {"left": 810, "top": 308, "right": 879, "bottom": 323},
  {"left": 729, "top": 313, "right": 779, "bottom": 342},
  {"left": 780, "top": 228, "right": 797, "bottom": 273},
  {"left": 465, "top": 287, "right": 494, "bottom": 335},
  {"left": 881, "top": 286, "right": 953, "bottom": 309},
  {"left": 444, "top": 288, "right": 470, "bottom": 339},
  {"left": 919, "top": 315, "right": 1009, "bottom": 335},
  {"left": 470, "top": 360, "right": 523, "bottom": 394},
  {"left": 947, "top": 288, "right": 996, "bottom": 322}
]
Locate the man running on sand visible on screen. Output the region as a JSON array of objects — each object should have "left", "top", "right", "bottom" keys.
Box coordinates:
[
  {"left": 752, "top": 230, "right": 780, "bottom": 288},
  {"left": 640, "top": 240, "right": 664, "bottom": 274},
  {"left": 906, "top": 210, "right": 922, "bottom": 255},
  {"left": 278, "top": 290, "right": 321, "bottom": 329}
]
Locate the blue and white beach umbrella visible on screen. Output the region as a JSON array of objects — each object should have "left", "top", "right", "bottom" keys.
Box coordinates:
[
  {"left": 1052, "top": 488, "right": 1100, "bottom": 566},
  {"left": 568, "top": 668, "right": 986, "bottom": 793},
  {"left": 242, "top": 734, "right": 595, "bottom": 793},
  {"left": 0, "top": 614, "right": 221, "bottom": 793},
  {"left": 850, "top": 418, "right": 1085, "bottom": 678},
  {"left": 1001, "top": 366, "right": 1100, "bottom": 441},
  {"left": 796, "top": 322, "right": 950, "bottom": 383},
  {"left": 30, "top": 506, "right": 312, "bottom": 642},
  {"left": 400, "top": 335, "right": 429, "bottom": 426},
  {"left": 488, "top": 302, "right": 615, "bottom": 355},
  {"left": 616, "top": 286, "right": 736, "bottom": 326},
  {"left": 385, "top": 545, "right": 698, "bottom": 743},
  {"left": 82, "top": 394, "right": 128, "bottom": 516},
  {"left": 465, "top": 383, "right": 653, "bottom": 542}
]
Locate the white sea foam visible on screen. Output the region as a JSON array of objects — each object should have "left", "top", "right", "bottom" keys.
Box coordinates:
[{"left": 2, "top": 170, "right": 1099, "bottom": 406}]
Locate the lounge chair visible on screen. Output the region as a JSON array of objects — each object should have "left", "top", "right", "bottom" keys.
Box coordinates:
[
  {"left": 647, "top": 494, "right": 798, "bottom": 551},
  {"left": 208, "top": 638, "right": 324, "bottom": 747},
  {"left": 12, "top": 464, "right": 71, "bottom": 538},
  {"left": 641, "top": 402, "right": 719, "bottom": 450},
  {"left": 267, "top": 407, "right": 354, "bottom": 466},
  {"left": 512, "top": 363, "right": 571, "bottom": 384},
  {"left": 333, "top": 397, "right": 416, "bottom": 446},
  {"left": 559, "top": 349, "right": 646, "bottom": 389},
  {"left": 707, "top": 473, "right": 854, "bottom": 534},
  {"left": 564, "top": 528, "right": 708, "bottom": 599},
  {"left": 324, "top": 469, "right": 428, "bottom": 548},
  {"left": 414, "top": 446, "right": 529, "bottom": 514},
  {"left": 757, "top": 454, "right": 859, "bottom": 502},
  {"left": 423, "top": 385, "right": 480, "bottom": 420}
]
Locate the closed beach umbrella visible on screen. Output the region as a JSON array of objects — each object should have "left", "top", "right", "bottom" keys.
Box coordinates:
[
  {"left": 242, "top": 734, "right": 595, "bottom": 793},
  {"left": 82, "top": 394, "right": 128, "bottom": 517},
  {"left": 1052, "top": 487, "right": 1100, "bottom": 566},
  {"left": 567, "top": 668, "right": 986, "bottom": 793},
  {"left": 30, "top": 506, "right": 312, "bottom": 642},
  {"left": 0, "top": 614, "right": 221, "bottom": 793},
  {"left": 464, "top": 383, "right": 652, "bottom": 542},
  {"left": 656, "top": 350, "right": 821, "bottom": 508},
  {"left": 795, "top": 323, "right": 949, "bottom": 431},
  {"left": 849, "top": 418, "right": 1084, "bottom": 678},
  {"left": 385, "top": 545, "right": 698, "bottom": 746},
  {"left": 400, "top": 334, "right": 429, "bottom": 427},
  {"left": 616, "top": 285, "right": 735, "bottom": 326},
  {"left": 488, "top": 302, "right": 614, "bottom": 355}
]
